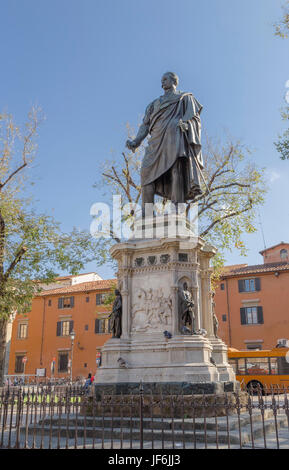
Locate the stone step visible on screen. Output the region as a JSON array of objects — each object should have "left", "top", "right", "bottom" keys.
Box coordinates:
[
  {"left": 20, "top": 413, "right": 288, "bottom": 445},
  {"left": 37, "top": 409, "right": 275, "bottom": 431}
]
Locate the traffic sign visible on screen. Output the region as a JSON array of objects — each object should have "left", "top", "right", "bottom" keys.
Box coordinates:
[{"left": 22, "top": 356, "right": 27, "bottom": 363}]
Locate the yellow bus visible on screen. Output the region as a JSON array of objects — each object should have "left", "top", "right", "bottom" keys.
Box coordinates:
[{"left": 228, "top": 346, "right": 289, "bottom": 393}]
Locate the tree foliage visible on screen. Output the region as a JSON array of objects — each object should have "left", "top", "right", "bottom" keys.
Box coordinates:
[
  {"left": 274, "top": 2, "right": 289, "bottom": 159},
  {"left": 275, "top": 106, "right": 289, "bottom": 160},
  {"left": 0, "top": 108, "right": 107, "bottom": 383},
  {"left": 274, "top": 1, "right": 289, "bottom": 38},
  {"left": 0, "top": 108, "right": 106, "bottom": 319}
]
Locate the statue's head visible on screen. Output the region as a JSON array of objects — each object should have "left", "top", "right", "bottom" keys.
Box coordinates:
[
  {"left": 161, "top": 72, "right": 179, "bottom": 90},
  {"left": 183, "top": 282, "right": 188, "bottom": 290},
  {"left": 115, "top": 289, "right": 120, "bottom": 296}
]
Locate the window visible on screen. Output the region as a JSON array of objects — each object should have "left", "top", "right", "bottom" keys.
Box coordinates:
[
  {"left": 96, "top": 293, "right": 107, "bottom": 305},
  {"left": 15, "top": 355, "right": 25, "bottom": 373},
  {"left": 86, "top": 297, "right": 89, "bottom": 303},
  {"left": 246, "top": 344, "right": 262, "bottom": 351},
  {"left": 246, "top": 358, "right": 269, "bottom": 375},
  {"left": 58, "top": 297, "right": 74, "bottom": 309},
  {"left": 56, "top": 320, "right": 74, "bottom": 337},
  {"left": 270, "top": 358, "right": 278, "bottom": 375},
  {"left": 84, "top": 324, "right": 89, "bottom": 331},
  {"left": 277, "top": 357, "right": 289, "bottom": 375},
  {"left": 280, "top": 249, "right": 288, "bottom": 260},
  {"left": 240, "top": 306, "right": 264, "bottom": 325},
  {"left": 238, "top": 278, "right": 261, "bottom": 293},
  {"left": 95, "top": 318, "right": 110, "bottom": 334},
  {"left": 58, "top": 352, "right": 69, "bottom": 372},
  {"left": 220, "top": 283, "right": 225, "bottom": 291},
  {"left": 48, "top": 300, "right": 52, "bottom": 306},
  {"left": 17, "top": 323, "right": 28, "bottom": 339},
  {"left": 222, "top": 315, "right": 227, "bottom": 322}
]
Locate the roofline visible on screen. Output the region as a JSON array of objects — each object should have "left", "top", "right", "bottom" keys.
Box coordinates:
[
  {"left": 259, "top": 242, "right": 288, "bottom": 255},
  {"left": 221, "top": 265, "right": 289, "bottom": 279},
  {"left": 35, "top": 279, "right": 117, "bottom": 297},
  {"left": 54, "top": 272, "right": 98, "bottom": 280}
]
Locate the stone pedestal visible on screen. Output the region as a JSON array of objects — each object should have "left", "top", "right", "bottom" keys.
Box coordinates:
[{"left": 95, "top": 215, "right": 236, "bottom": 391}]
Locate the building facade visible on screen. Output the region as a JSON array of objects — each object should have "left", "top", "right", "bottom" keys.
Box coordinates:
[
  {"left": 215, "top": 242, "right": 289, "bottom": 351},
  {"left": 8, "top": 273, "right": 116, "bottom": 380}
]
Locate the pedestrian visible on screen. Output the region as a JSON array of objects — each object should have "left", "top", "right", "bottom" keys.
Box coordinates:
[{"left": 84, "top": 373, "right": 92, "bottom": 394}]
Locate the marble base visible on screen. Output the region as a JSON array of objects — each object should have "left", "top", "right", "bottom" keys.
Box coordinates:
[
  {"left": 95, "top": 230, "right": 236, "bottom": 390},
  {"left": 95, "top": 334, "right": 234, "bottom": 385}
]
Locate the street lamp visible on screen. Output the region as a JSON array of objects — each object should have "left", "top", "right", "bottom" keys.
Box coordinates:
[{"left": 70, "top": 330, "right": 75, "bottom": 384}]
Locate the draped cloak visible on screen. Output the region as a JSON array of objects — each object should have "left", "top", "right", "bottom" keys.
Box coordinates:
[{"left": 140, "top": 91, "right": 203, "bottom": 201}]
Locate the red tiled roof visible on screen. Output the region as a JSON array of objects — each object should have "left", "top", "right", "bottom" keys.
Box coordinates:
[
  {"left": 37, "top": 279, "right": 117, "bottom": 297},
  {"left": 221, "top": 264, "right": 248, "bottom": 273},
  {"left": 221, "top": 262, "right": 289, "bottom": 278}
]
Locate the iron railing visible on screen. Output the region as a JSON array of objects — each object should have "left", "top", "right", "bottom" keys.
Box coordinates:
[{"left": 0, "top": 383, "right": 289, "bottom": 449}]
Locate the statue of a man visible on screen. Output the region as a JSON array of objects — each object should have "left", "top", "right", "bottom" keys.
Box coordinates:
[
  {"left": 109, "top": 290, "right": 122, "bottom": 338},
  {"left": 126, "top": 72, "right": 203, "bottom": 214},
  {"left": 178, "top": 282, "right": 196, "bottom": 334},
  {"left": 211, "top": 292, "right": 219, "bottom": 338}
]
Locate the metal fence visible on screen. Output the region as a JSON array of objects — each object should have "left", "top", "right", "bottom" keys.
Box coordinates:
[{"left": 0, "top": 383, "right": 289, "bottom": 449}]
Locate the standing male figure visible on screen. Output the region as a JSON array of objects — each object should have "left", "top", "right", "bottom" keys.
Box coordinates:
[
  {"left": 178, "top": 282, "right": 196, "bottom": 334},
  {"left": 109, "top": 290, "right": 122, "bottom": 338},
  {"left": 126, "top": 72, "right": 203, "bottom": 215}
]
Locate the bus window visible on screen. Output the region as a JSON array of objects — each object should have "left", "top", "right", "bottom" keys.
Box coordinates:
[
  {"left": 237, "top": 358, "right": 246, "bottom": 375},
  {"left": 246, "top": 358, "right": 269, "bottom": 375},
  {"left": 278, "top": 357, "right": 289, "bottom": 375},
  {"left": 270, "top": 358, "right": 278, "bottom": 375}
]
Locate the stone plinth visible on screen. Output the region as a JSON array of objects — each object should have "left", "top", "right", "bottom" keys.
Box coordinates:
[
  {"left": 85, "top": 391, "right": 247, "bottom": 419},
  {"left": 95, "top": 216, "right": 236, "bottom": 390}
]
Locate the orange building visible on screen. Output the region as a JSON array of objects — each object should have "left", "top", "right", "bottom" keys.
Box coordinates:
[
  {"left": 215, "top": 242, "right": 289, "bottom": 351},
  {"left": 8, "top": 273, "right": 116, "bottom": 381}
]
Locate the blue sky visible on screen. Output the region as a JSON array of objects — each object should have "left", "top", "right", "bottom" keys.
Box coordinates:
[{"left": 1, "top": 0, "right": 288, "bottom": 278}]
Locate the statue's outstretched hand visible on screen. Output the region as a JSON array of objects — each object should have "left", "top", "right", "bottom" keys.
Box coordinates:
[{"left": 126, "top": 139, "right": 138, "bottom": 153}]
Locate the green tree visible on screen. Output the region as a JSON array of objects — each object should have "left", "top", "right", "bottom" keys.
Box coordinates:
[
  {"left": 274, "top": 1, "right": 289, "bottom": 160},
  {"left": 94, "top": 129, "right": 267, "bottom": 272},
  {"left": 0, "top": 108, "right": 106, "bottom": 384}
]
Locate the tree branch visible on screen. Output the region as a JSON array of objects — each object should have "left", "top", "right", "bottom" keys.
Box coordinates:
[
  {"left": 200, "top": 202, "right": 253, "bottom": 238},
  {"left": 3, "top": 246, "right": 27, "bottom": 282}
]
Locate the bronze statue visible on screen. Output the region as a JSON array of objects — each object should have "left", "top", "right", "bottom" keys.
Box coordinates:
[
  {"left": 109, "top": 290, "right": 122, "bottom": 338},
  {"left": 211, "top": 292, "right": 219, "bottom": 338},
  {"left": 126, "top": 72, "right": 203, "bottom": 215},
  {"left": 178, "top": 282, "right": 196, "bottom": 334}
]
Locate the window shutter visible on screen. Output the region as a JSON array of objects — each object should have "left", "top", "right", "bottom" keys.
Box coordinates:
[
  {"left": 69, "top": 321, "right": 74, "bottom": 333},
  {"left": 238, "top": 280, "right": 245, "bottom": 293},
  {"left": 255, "top": 278, "right": 261, "bottom": 291},
  {"left": 240, "top": 308, "right": 247, "bottom": 325},
  {"left": 95, "top": 319, "right": 99, "bottom": 333},
  {"left": 257, "top": 306, "right": 264, "bottom": 324},
  {"left": 58, "top": 298, "right": 63, "bottom": 309},
  {"left": 56, "top": 321, "right": 62, "bottom": 336},
  {"left": 70, "top": 296, "right": 74, "bottom": 308}
]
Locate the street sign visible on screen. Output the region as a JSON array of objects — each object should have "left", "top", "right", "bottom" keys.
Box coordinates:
[{"left": 22, "top": 356, "right": 27, "bottom": 364}]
